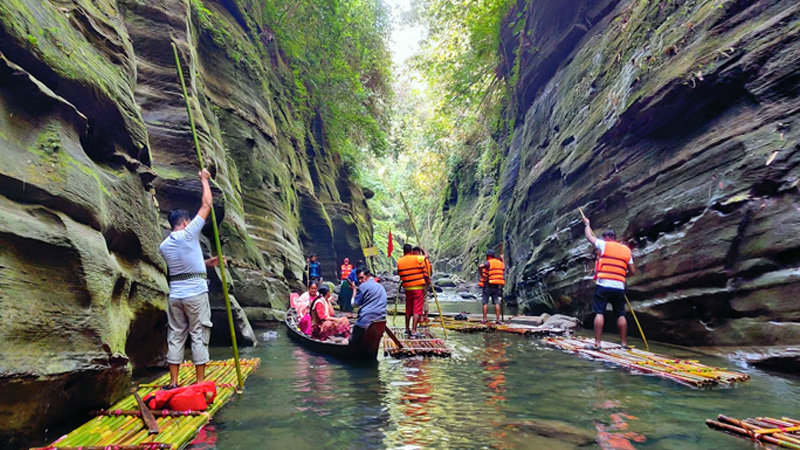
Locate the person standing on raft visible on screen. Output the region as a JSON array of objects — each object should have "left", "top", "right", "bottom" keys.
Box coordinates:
[
  {"left": 397, "top": 244, "right": 429, "bottom": 337},
  {"left": 477, "top": 261, "right": 489, "bottom": 308},
  {"left": 414, "top": 246, "right": 433, "bottom": 323},
  {"left": 159, "top": 169, "right": 221, "bottom": 389},
  {"left": 583, "top": 216, "right": 635, "bottom": 350},
  {"left": 478, "top": 250, "right": 504, "bottom": 324},
  {"left": 339, "top": 257, "right": 354, "bottom": 312}
]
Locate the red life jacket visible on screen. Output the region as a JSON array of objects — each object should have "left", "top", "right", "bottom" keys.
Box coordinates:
[
  {"left": 340, "top": 264, "right": 353, "bottom": 280},
  {"left": 143, "top": 381, "right": 217, "bottom": 411}
]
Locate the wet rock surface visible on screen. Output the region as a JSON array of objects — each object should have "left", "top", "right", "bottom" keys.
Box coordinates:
[
  {"left": 729, "top": 346, "right": 800, "bottom": 374},
  {"left": 0, "top": 0, "right": 373, "bottom": 445},
  {"left": 439, "top": 0, "right": 800, "bottom": 347}
]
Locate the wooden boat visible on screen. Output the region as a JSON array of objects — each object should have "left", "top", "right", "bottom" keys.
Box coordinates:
[{"left": 285, "top": 308, "right": 386, "bottom": 361}]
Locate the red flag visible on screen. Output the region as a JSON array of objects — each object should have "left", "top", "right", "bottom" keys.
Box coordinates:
[{"left": 387, "top": 230, "right": 393, "bottom": 258}]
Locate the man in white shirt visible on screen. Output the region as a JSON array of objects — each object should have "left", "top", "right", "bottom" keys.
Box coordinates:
[
  {"left": 159, "top": 169, "right": 220, "bottom": 388},
  {"left": 584, "top": 217, "right": 635, "bottom": 350}
]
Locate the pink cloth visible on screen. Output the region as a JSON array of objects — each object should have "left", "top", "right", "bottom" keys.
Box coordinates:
[{"left": 298, "top": 313, "right": 313, "bottom": 335}]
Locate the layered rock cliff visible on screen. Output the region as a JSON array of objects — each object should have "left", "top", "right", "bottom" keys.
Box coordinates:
[
  {"left": 0, "top": 0, "right": 373, "bottom": 445},
  {"left": 438, "top": 0, "right": 800, "bottom": 347}
]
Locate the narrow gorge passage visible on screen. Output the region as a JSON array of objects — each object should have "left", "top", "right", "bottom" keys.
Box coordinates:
[{"left": 1, "top": 0, "right": 799, "bottom": 449}]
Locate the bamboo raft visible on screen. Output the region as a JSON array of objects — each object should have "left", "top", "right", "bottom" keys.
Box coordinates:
[
  {"left": 544, "top": 337, "right": 749, "bottom": 388},
  {"left": 707, "top": 415, "right": 800, "bottom": 449},
  {"left": 32, "top": 358, "right": 260, "bottom": 450},
  {"left": 436, "top": 317, "right": 570, "bottom": 337},
  {"left": 383, "top": 327, "right": 452, "bottom": 358}
]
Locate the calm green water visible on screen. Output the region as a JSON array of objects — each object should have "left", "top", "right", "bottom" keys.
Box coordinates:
[{"left": 194, "top": 302, "right": 800, "bottom": 450}]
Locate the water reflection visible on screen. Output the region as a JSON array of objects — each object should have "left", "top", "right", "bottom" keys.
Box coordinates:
[
  {"left": 293, "top": 348, "right": 337, "bottom": 413},
  {"left": 480, "top": 338, "right": 510, "bottom": 449},
  {"left": 197, "top": 317, "right": 800, "bottom": 450}
]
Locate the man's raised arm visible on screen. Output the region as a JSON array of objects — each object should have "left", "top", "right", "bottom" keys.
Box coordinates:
[
  {"left": 197, "top": 169, "right": 212, "bottom": 221},
  {"left": 583, "top": 217, "right": 597, "bottom": 246}
]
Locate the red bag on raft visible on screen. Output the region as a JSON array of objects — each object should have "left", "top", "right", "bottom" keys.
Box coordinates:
[{"left": 143, "top": 381, "right": 217, "bottom": 411}]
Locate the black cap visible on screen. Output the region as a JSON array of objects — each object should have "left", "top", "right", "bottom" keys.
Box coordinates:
[
  {"left": 486, "top": 249, "right": 495, "bottom": 257},
  {"left": 601, "top": 230, "right": 616, "bottom": 240}
]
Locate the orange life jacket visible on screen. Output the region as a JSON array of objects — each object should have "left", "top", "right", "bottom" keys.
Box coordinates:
[
  {"left": 478, "top": 266, "right": 489, "bottom": 287},
  {"left": 488, "top": 258, "right": 505, "bottom": 285},
  {"left": 340, "top": 264, "right": 353, "bottom": 280},
  {"left": 397, "top": 254, "right": 426, "bottom": 289},
  {"left": 424, "top": 258, "right": 432, "bottom": 277},
  {"left": 597, "top": 241, "right": 631, "bottom": 283}
]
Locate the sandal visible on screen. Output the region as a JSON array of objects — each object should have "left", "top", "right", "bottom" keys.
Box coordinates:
[
  {"left": 161, "top": 383, "right": 179, "bottom": 391},
  {"left": 584, "top": 344, "right": 602, "bottom": 351},
  {"left": 620, "top": 344, "right": 631, "bottom": 350}
]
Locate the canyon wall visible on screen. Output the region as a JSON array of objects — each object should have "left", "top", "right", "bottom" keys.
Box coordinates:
[
  {"left": 496, "top": 0, "right": 800, "bottom": 346},
  {"left": 0, "top": 0, "right": 372, "bottom": 446}
]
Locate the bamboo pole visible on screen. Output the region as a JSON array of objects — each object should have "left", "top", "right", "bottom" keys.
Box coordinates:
[
  {"left": 624, "top": 294, "right": 649, "bottom": 351},
  {"left": 398, "top": 191, "right": 447, "bottom": 339},
  {"left": 31, "top": 445, "right": 173, "bottom": 450},
  {"left": 172, "top": 42, "right": 243, "bottom": 391}
]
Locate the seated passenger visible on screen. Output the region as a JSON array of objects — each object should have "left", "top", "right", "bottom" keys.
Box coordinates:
[
  {"left": 296, "top": 282, "right": 319, "bottom": 335},
  {"left": 310, "top": 285, "right": 351, "bottom": 341}
]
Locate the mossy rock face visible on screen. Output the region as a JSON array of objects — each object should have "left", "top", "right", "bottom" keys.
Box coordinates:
[
  {"left": 0, "top": 0, "right": 377, "bottom": 445},
  {"left": 438, "top": 0, "right": 800, "bottom": 346}
]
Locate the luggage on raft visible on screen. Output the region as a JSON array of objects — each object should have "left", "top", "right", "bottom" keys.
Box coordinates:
[{"left": 143, "top": 381, "right": 217, "bottom": 411}]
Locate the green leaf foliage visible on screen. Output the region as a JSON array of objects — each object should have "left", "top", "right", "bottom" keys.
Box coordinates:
[{"left": 260, "top": 0, "right": 394, "bottom": 160}]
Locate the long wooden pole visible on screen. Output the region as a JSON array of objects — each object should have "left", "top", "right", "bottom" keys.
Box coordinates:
[
  {"left": 172, "top": 42, "right": 243, "bottom": 390},
  {"left": 579, "top": 207, "right": 648, "bottom": 351},
  {"left": 398, "top": 192, "right": 447, "bottom": 339}
]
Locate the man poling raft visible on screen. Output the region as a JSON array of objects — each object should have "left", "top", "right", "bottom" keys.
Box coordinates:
[
  {"left": 159, "top": 170, "right": 223, "bottom": 389},
  {"left": 478, "top": 250, "right": 505, "bottom": 324},
  {"left": 582, "top": 212, "right": 636, "bottom": 350},
  {"left": 414, "top": 246, "right": 433, "bottom": 323},
  {"left": 397, "top": 243, "right": 430, "bottom": 337}
]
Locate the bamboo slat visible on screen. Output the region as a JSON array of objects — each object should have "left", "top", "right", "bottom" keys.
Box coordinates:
[
  {"left": 544, "top": 337, "right": 749, "bottom": 388},
  {"left": 32, "top": 358, "right": 259, "bottom": 450},
  {"left": 383, "top": 328, "right": 451, "bottom": 358}
]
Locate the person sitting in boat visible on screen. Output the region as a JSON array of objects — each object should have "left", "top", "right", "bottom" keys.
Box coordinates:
[
  {"left": 309, "top": 284, "right": 351, "bottom": 341},
  {"left": 350, "top": 268, "right": 387, "bottom": 346},
  {"left": 295, "top": 281, "right": 319, "bottom": 330}
]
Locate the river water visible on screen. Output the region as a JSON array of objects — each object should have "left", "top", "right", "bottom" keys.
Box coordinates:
[{"left": 191, "top": 300, "right": 799, "bottom": 450}]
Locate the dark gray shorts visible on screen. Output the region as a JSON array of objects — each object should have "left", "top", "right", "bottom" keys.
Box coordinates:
[
  {"left": 482, "top": 285, "right": 502, "bottom": 305},
  {"left": 593, "top": 285, "right": 626, "bottom": 317}
]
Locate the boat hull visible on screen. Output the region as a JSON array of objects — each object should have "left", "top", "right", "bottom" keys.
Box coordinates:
[{"left": 284, "top": 308, "right": 385, "bottom": 361}]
